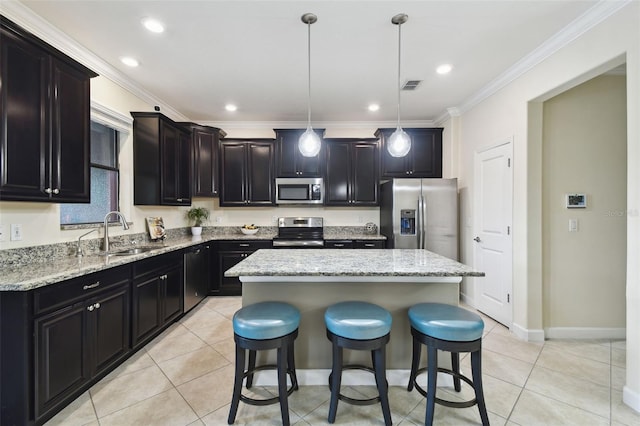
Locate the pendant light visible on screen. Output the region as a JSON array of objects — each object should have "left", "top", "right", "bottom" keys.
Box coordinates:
[
  {"left": 298, "top": 13, "right": 321, "bottom": 157},
  {"left": 387, "top": 13, "right": 411, "bottom": 158}
]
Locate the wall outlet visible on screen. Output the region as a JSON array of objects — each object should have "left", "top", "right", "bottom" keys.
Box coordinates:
[
  {"left": 568, "top": 219, "right": 578, "bottom": 232},
  {"left": 0, "top": 224, "right": 6, "bottom": 242},
  {"left": 215, "top": 216, "right": 223, "bottom": 224},
  {"left": 272, "top": 216, "right": 278, "bottom": 224},
  {"left": 11, "top": 224, "right": 23, "bottom": 241}
]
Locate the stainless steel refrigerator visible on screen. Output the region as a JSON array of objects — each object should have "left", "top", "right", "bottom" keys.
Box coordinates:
[{"left": 379, "top": 178, "right": 458, "bottom": 260}]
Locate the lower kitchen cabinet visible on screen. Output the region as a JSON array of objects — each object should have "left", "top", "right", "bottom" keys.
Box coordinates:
[
  {"left": 325, "top": 239, "right": 385, "bottom": 249},
  {"left": 132, "top": 251, "right": 184, "bottom": 349},
  {"left": 31, "top": 264, "right": 131, "bottom": 423},
  {"left": 212, "top": 240, "right": 272, "bottom": 295}
]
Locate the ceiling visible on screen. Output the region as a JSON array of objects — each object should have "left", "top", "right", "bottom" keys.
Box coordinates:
[{"left": 15, "top": 0, "right": 603, "bottom": 127}]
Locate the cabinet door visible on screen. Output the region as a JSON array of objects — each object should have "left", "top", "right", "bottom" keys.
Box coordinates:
[
  {"left": 0, "top": 30, "right": 50, "bottom": 201},
  {"left": 34, "top": 302, "right": 89, "bottom": 418},
  {"left": 247, "top": 142, "right": 274, "bottom": 205},
  {"left": 219, "top": 142, "right": 247, "bottom": 205},
  {"left": 351, "top": 142, "right": 378, "bottom": 205},
  {"left": 51, "top": 57, "right": 91, "bottom": 202},
  {"left": 91, "top": 284, "right": 130, "bottom": 375},
  {"left": 325, "top": 141, "right": 351, "bottom": 205},
  {"left": 276, "top": 130, "right": 322, "bottom": 177},
  {"left": 176, "top": 130, "right": 192, "bottom": 204},
  {"left": 353, "top": 240, "right": 385, "bottom": 249},
  {"left": 131, "top": 275, "right": 161, "bottom": 348},
  {"left": 408, "top": 128, "right": 443, "bottom": 177},
  {"left": 379, "top": 129, "right": 410, "bottom": 178},
  {"left": 160, "top": 122, "right": 191, "bottom": 205},
  {"left": 193, "top": 129, "right": 218, "bottom": 197},
  {"left": 215, "top": 251, "right": 245, "bottom": 296},
  {"left": 162, "top": 266, "right": 183, "bottom": 324}
]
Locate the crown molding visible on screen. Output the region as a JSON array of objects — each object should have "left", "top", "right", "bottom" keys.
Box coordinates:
[
  {"left": 452, "top": 0, "right": 632, "bottom": 117},
  {"left": 2, "top": 1, "right": 189, "bottom": 122},
  {"left": 200, "top": 120, "right": 435, "bottom": 130}
]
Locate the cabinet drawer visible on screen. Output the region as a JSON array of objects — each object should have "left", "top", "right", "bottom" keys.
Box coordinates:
[
  {"left": 216, "top": 240, "right": 272, "bottom": 251},
  {"left": 353, "top": 240, "right": 385, "bottom": 249},
  {"left": 325, "top": 240, "right": 354, "bottom": 249},
  {"left": 133, "top": 251, "right": 183, "bottom": 280},
  {"left": 34, "top": 265, "right": 131, "bottom": 316}
]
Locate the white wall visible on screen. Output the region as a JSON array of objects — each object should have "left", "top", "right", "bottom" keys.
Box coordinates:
[
  {"left": 542, "top": 74, "right": 627, "bottom": 331},
  {"left": 455, "top": 1, "right": 639, "bottom": 411}
]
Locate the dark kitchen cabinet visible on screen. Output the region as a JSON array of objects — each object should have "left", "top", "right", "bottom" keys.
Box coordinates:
[
  {"left": 275, "top": 128, "right": 324, "bottom": 177},
  {"left": 219, "top": 139, "right": 275, "bottom": 206},
  {"left": 324, "top": 138, "right": 379, "bottom": 206},
  {"left": 213, "top": 240, "right": 272, "bottom": 295},
  {"left": 132, "top": 112, "right": 192, "bottom": 206},
  {"left": 325, "top": 239, "right": 385, "bottom": 249},
  {"left": 32, "top": 265, "right": 131, "bottom": 423},
  {"left": 132, "top": 251, "right": 184, "bottom": 348},
  {"left": 180, "top": 123, "right": 226, "bottom": 197},
  {"left": 0, "top": 17, "right": 97, "bottom": 202},
  {"left": 376, "top": 128, "right": 443, "bottom": 178}
]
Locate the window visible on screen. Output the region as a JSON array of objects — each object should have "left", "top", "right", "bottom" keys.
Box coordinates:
[{"left": 60, "top": 122, "right": 120, "bottom": 225}]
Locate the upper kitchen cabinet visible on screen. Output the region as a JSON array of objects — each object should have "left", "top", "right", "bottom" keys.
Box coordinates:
[
  {"left": 324, "top": 138, "right": 379, "bottom": 206},
  {"left": 376, "top": 128, "right": 443, "bottom": 178},
  {"left": 132, "top": 112, "right": 191, "bottom": 206},
  {"left": 0, "top": 17, "right": 97, "bottom": 202},
  {"left": 274, "top": 128, "right": 324, "bottom": 177},
  {"left": 219, "top": 139, "right": 275, "bottom": 206},
  {"left": 179, "top": 123, "right": 226, "bottom": 197}
]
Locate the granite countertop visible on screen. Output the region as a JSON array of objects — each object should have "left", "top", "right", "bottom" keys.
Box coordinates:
[
  {"left": 225, "top": 249, "right": 484, "bottom": 278},
  {"left": 0, "top": 226, "right": 385, "bottom": 291}
]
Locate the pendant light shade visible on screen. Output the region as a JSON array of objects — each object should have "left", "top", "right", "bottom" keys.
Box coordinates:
[
  {"left": 299, "top": 13, "right": 321, "bottom": 157},
  {"left": 387, "top": 13, "right": 411, "bottom": 158}
]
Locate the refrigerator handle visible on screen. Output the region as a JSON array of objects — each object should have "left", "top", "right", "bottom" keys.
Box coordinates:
[{"left": 418, "top": 196, "right": 425, "bottom": 249}]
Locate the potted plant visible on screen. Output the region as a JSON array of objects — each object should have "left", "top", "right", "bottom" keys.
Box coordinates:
[{"left": 186, "top": 206, "right": 210, "bottom": 236}]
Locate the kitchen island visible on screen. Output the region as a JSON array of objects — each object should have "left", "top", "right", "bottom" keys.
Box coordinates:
[{"left": 225, "top": 248, "right": 484, "bottom": 384}]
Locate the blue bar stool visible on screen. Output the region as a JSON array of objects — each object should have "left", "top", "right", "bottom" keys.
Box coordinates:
[
  {"left": 407, "top": 303, "right": 489, "bottom": 426},
  {"left": 324, "top": 301, "right": 393, "bottom": 426},
  {"left": 228, "top": 301, "right": 300, "bottom": 426}
]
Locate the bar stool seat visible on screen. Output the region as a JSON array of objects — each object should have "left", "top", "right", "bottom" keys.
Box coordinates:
[
  {"left": 228, "top": 302, "right": 300, "bottom": 426},
  {"left": 325, "top": 301, "right": 393, "bottom": 426},
  {"left": 407, "top": 303, "right": 489, "bottom": 426}
]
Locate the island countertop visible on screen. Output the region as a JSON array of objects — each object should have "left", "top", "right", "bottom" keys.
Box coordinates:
[{"left": 225, "top": 248, "right": 484, "bottom": 278}]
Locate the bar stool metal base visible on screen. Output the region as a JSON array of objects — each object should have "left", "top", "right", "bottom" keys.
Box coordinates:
[
  {"left": 326, "top": 330, "right": 392, "bottom": 426},
  {"left": 228, "top": 330, "right": 299, "bottom": 425},
  {"left": 407, "top": 327, "right": 489, "bottom": 426}
]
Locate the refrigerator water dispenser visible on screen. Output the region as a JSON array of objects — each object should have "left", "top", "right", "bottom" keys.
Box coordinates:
[{"left": 400, "top": 210, "right": 416, "bottom": 235}]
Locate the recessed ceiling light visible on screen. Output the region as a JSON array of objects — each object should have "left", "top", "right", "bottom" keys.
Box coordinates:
[
  {"left": 225, "top": 104, "right": 237, "bottom": 112},
  {"left": 368, "top": 104, "right": 380, "bottom": 112},
  {"left": 142, "top": 18, "right": 165, "bottom": 33},
  {"left": 436, "top": 64, "right": 453, "bottom": 75},
  {"left": 120, "top": 56, "right": 139, "bottom": 67}
]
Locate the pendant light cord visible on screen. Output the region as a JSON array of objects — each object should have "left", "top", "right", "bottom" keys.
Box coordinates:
[
  {"left": 396, "top": 21, "right": 402, "bottom": 128},
  {"left": 307, "top": 20, "right": 312, "bottom": 127}
]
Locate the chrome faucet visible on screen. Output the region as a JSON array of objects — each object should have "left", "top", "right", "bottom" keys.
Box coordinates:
[
  {"left": 76, "top": 228, "right": 98, "bottom": 257},
  {"left": 103, "top": 211, "right": 130, "bottom": 252}
]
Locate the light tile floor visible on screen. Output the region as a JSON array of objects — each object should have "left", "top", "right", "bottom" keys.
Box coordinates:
[{"left": 46, "top": 296, "right": 640, "bottom": 425}]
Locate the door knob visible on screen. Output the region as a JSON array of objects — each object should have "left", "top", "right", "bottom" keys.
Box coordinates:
[{"left": 473, "top": 236, "right": 481, "bottom": 242}]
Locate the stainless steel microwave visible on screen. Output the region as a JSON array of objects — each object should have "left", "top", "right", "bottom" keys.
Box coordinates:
[{"left": 275, "top": 178, "right": 323, "bottom": 205}]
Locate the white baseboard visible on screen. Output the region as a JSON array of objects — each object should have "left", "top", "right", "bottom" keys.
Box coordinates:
[
  {"left": 544, "top": 327, "right": 626, "bottom": 340},
  {"left": 252, "top": 369, "right": 454, "bottom": 388},
  {"left": 459, "top": 292, "right": 475, "bottom": 308},
  {"left": 623, "top": 385, "right": 640, "bottom": 414},
  {"left": 512, "top": 322, "right": 545, "bottom": 342}
]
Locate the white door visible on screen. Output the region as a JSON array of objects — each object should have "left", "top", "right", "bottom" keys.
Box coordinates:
[{"left": 474, "top": 139, "right": 513, "bottom": 327}]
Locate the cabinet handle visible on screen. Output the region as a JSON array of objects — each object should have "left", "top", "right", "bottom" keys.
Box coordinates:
[
  {"left": 52, "top": 188, "right": 60, "bottom": 194},
  {"left": 239, "top": 243, "right": 250, "bottom": 247},
  {"left": 44, "top": 187, "right": 52, "bottom": 194},
  {"left": 334, "top": 244, "right": 345, "bottom": 247},
  {"left": 87, "top": 305, "right": 94, "bottom": 312},
  {"left": 83, "top": 281, "right": 100, "bottom": 290},
  {"left": 94, "top": 302, "right": 101, "bottom": 309},
  {"left": 364, "top": 243, "right": 375, "bottom": 247},
  {"left": 194, "top": 249, "right": 201, "bottom": 254},
  {"left": 160, "top": 274, "right": 168, "bottom": 280}
]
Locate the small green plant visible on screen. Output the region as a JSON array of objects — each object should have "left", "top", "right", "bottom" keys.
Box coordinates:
[{"left": 186, "top": 207, "right": 210, "bottom": 227}]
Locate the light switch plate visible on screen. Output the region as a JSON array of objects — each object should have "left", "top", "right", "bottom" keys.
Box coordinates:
[{"left": 11, "top": 223, "right": 22, "bottom": 241}]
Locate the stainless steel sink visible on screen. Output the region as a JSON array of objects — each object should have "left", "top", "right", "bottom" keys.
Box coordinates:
[{"left": 105, "top": 246, "right": 159, "bottom": 256}]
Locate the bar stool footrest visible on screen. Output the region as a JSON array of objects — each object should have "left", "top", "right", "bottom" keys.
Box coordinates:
[
  {"left": 328, "top": 364, "right": 388, "bottom": 406},
  {"left": 411, "top": 366, "right": 478, "bottom": 409},
  {"left": 239, "top": 364, "right": 297, "bottom": 406}
]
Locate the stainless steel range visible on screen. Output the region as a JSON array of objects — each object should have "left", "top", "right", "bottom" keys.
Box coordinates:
[{"left": 272, "top": 217, "right": 324, "bottom": 248}]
